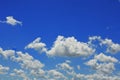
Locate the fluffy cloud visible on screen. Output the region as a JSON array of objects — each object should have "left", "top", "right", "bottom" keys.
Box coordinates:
[
  {"left": 73, "top": 73, "right": 120, "bottom": 80},
  {"left": 101, "top": 38, "right": 120, "bottom": 54},
  {"left": 85, "top": 59, "right": 98, "bottom": 69},
  {"left": 12, "top": 51, "right": 44, "bottom": 70},
  {"left": 0, "top": 35, "right": 120, "bottom": 80},
  {"left": 56, "top": 60, "right": 73, "bottom": 71},
  {"left": 85, "top": 53, "right": 118, "bottom": 74},
  {"left": 94, "top": 53, "right": 118, "bottom": 63},
  {"left": 56, "top": 60, "right": 76, "bottom": 78},
  {"left": 10, "top": 69, "right": 29, "bottom": 80},
  {"left": 97, "top": 63, "right": 115, "bottom": 74},
  {"left": 30, "top": 69, "right": 45, "bottom": 79},
  {"left": 11, "top": 51, "right": 46, "bottom": 80},
  {"left": 0, "top": 16, "right": 22, "bottom": 26},
  {"left": 47, "top": 69, "right": 67, "bottom": 80},
  {"left": 0, "top": 65, "right": 9, "bottom": 74},
  {"left": 0, "top": 48, "right": 15, "bottom": 59},
  {"left": 89, "top": 36, "right": 120, "bottom": 54},
  {"left": 47, "top": 36, "right": 95, "bottom": 57},
  {"left": 25, "top": 37, "right": 47, "bottom": 53},
  {"left": 25, "top": 36, "right": 95, "bottom": 57}
]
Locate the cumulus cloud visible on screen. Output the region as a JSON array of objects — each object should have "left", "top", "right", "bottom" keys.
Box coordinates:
[
  {"left": 12, "top": 51, "right": 44, "bottom": 70},
  {"left": 73, "top": 73, "right": 120, "bottom": 80},
  {"left": 101, "top": 38, "right": 120, "bottom": 54},
  {"left": 88, "top": 36, "right": 120, "bottom": 54},
  {"left": 56, "top": 60, "right": 76, "bottom": 77},
  {"left": 0, "top": 48, "right": 15, "bottom": 59},
  {"left": 47, "top": 36, "right": 95, "bottom": 57},
  {"left": 11, "top": 51, "right": 46, "bottom": 80},
  {"left": 97, "top": 63, "right": 115, "bottom": 74},
  {"left": 25, "top": 37, "right": 47, "bottom": 53},
  {"left": 0, "top": 65, "right": 9, "bottom": 74},
  {"left": 10, "top": 69, "right": 29, "bottom": 80},
  {"left": 25, "top": 36, "right": 95, "bottom": 57},
  {"left": 56, "top": 61, "right": 73, "bottom": 71},
  {"left": 47, "top": 69, "right": 67, "bottom": 80},
  {"left": 0, "top": 35, "right": 120, "bottom": 80},
  {"left": 85, "top": 53, "right": 118, "bottom": 74},
  {"left": 30, "top": 69, "right": 45, "bottom": 79},
  {"left": 85, "top": 59, "right": 98, "bottom": 69},
  {"left": 94, "top": 53, "right": 118, "bottom": 63},
  {"left": 0, "top": 16, "right": 22, "bottom": 26}
]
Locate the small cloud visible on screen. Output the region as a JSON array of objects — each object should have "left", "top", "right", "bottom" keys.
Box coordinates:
[
  {"left": 25, "top": 37, "right": 47, "bottom": 53},
  {"left": 77, "top": 65, "right": 80, "bottom": 70},
  {"left": 0, "top": 16, "right": 22, "bottom": 26}
]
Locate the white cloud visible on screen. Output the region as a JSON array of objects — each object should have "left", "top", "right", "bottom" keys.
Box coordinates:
[
  {"left": 56, "top": 60, "right": 76, "bottom": 78},
  {"left": 0, "top": 65, "right": 9, "bottom": 74},
  {"left": 89, "top": 36, "right": 101, "bottom": 42},
  {"left": 11, "top": 51, "right": 46, "bottom": 79},
  {"left": 30, "top": 69, "right": 46, "bottom": 79},
  {"left": 73, "top": 73, "right": 120, "bottom": 80},
  {"left": 10, "top": 69, "right": 29, "bottom": 80},
  {"left": 47, "top": 69, "right": 67, "bottom": 80},
  {"left": 77, "top": 65, "right": 80, "bottom": 70},
  {"left": 56, "top": 61, "right": 73, "bottom": 71},
  {"left": 25, "top": 37, "right": 47, "bottom": 53},
  {"left": 85, "top": 59, "right": 98, "bottom": 69},
  {"left": 101, "top": 38, "right": 120, "bottom": 54},
  {"left": 0, "top": 16, "right": 22, "bottom": 26},
  {"left": 85, "top": 53, "right": 118, "bottom": 74},
  {"left": 12, "top": 51, "right": 44, "bottom": 70},
  {"left": 25, "top": 36, "right": 95, "bottom": 57},
  {"left": 97, "top": 63, "right": 115, "bottom": 74},
  {"left": 0, "top": 48, "right": 15, "bottom": 59},
  {"left": 65, "top": 60, "right": 71, "bottom": 64},
  {"left": 88, "top": 36, "right": 120, "bottom": 54},
  {"left": 47, "top": 36, "right": 95, "bottom": 57},
  {"left": 94, "top": 53, "right": 118, "bottom": 63},
  {"left": 0, "top": 35, "right": 120, "bottom": 80}
]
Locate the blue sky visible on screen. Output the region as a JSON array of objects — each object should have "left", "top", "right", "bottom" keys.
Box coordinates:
[{"left": 0, "top": 0, "right": 120, "bottom": 80}]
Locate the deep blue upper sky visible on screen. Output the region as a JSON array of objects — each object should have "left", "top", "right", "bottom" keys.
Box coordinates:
[{"left": 0, "top": 0, "right": 120, "bottom": 49}]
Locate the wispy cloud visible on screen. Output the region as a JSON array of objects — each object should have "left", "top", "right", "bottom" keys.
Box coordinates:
[{"left": 0, "top": 16, "right": 22, "bottom": 26}]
